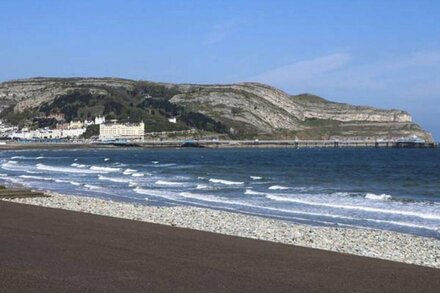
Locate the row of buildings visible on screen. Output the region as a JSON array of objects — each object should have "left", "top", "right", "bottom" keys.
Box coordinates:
[
  {"left": 8, "top": 127, "right": 86, "bottom": 140},
  {"left": 6, "top": 115, "right": 146, "bottom": 141}
]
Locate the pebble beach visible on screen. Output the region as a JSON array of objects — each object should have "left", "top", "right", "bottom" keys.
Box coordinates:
[{"left": 4, "top": 192, "right": 439, "bottom": 269}]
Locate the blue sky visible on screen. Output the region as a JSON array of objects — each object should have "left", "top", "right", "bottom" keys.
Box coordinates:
[{"left": 1, "top": 0, "right": 439, "bottom": 138}]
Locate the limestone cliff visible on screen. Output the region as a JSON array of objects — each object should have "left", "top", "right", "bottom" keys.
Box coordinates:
[{"left": 0, "top": 77, "right": 433, "bottom": 141}]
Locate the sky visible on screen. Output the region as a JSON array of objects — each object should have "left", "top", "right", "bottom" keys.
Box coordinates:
[{"left": 1, "top": 0, "right": 439, "bottom": 138}]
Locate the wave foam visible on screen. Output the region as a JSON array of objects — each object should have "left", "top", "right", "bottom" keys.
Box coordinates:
[
  {"left": 179, "top": 192, "right": 232, "bottom": 204},
  {"left": 2, "top": 161, "right": 32, "bottom": 172},
  {"left": 266, "top": 194, "right": 440, "bottom": 221},
  {"left": 250, "top": 176, "right": 262, "bottom": 180},
  {"left": 10, "top": 156, "right": 44, "bottom": 160},
  {"left": 36, "top": 163, "right": 101, "bottom": 174},
  {"left": 11, "top": 156, "right": 26, "bottom": 159},
  {"left": 131, "top": 173, "right": 144, "bottom": 177},
  {"left": 133, "top": 187, "right": 178, "bottom": 200},
  {"left": 155, "top": 180, "right": 185, "bottom": 186},
  {"left": 268, "top": 185, "right": 290, "bottom": 190},
  {"left": 244, "top": 189, "right": 265, "bottom": 196},
  {"left": 98, "top": 175, "right": 131, "bottom": 183},
  {"left": 123, "top": 168, "right": 137, "bottom": 175},
  {"left": 71, "top": 163, "right": 88, "bottom": 168},
  {"left": 19, "top": 175, "right": 52, "bottom": 181},
  {"left": 365, "top": 193, "right": 392, "bottom": 201},
  {"left": 153, "top": 163, "right": 176, "bottom": 167},
  {"left": 89, "top": 166, "right": 121, "bottom": 173},
  {"left": 54, "top": 179, "right": 81, "bottom": 186},
  {"left": 209, "top": 178, "right": 244, "bottom": 185}
]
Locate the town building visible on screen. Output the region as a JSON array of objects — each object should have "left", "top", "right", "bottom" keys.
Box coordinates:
[
  {"left": 94, "top": 116, "right": 106, "bottom": 125},
  {"left": 68, "top": 121, "right": 84, "bottom": 129},
  {"left": 99, "top": 121, "right": 145, "bottom": 140},
  {"left": 56, "top": 120, "right": 85, "bottom": 130},
  {"left": 8, "top": 127, "right": 86, "bottom": 140}
]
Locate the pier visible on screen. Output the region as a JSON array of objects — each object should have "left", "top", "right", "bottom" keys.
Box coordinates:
[
  {"left": 0, "top": 139, "right": 437, "bottom": 149},
  {"left": 135, "top": 139, "right": 438, "bottom": 149}
]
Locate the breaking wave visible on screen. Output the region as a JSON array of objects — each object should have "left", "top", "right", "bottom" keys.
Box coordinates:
[
  {"left": 123, "top": 168, "right": 137, "bottom": 175},
  {"left": 98, "top": 175, "right": 131, "bottom": 183},
  {"left": 209, "top": 178, "right": 244, "bottom": 185},
  {"left": 89, "top": 166, "right": 121, "bottom": 173},
  {"left": 19, "top": 175, "right": 52, "bottom": 181},
  {"left": 54, "top": 179, "right": 81, "bottom": 186},
  {"left": 365, "top": 193, "right": 392, "bottom": 201},
  {"left": 36, "top": 163, "right": 102, "bottom": 174},
  {"left": 71, "top": 163, "right": 88, "bottom": 168},
  {"left": 265, "top": 194, "right": 440, "bottom": 221},
  {"left": 133, "top": 187, "right": 178, "bottom": 200},
  {"left": 268, "top": 185, "right": 290, "bottom": 190},
  {"left": 131, "top": 173, "right": 144, "bottom": 177},
  {"left": 244, "top": 189, "right": 265, "bottom": 196},
  {"left": 155, "top": 180, "right": 186, "bottom": 186}
]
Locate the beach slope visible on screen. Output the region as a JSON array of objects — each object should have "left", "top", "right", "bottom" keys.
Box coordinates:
[{"left": 1, "top": 201, "right": 439, "bottom": 293}]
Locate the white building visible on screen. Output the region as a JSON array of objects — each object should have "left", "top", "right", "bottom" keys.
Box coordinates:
[
  {"left": 61, "top": 128, "right": 86, "bottom": 138},
  {"left": 68, "top": 121, "right": 84, "bottom": 129},
  {"left": 0, "top": 124, "right": 17, "bottom": 134},
  {"left": 168, "top": 117, "right": 177, "bottom": 124},
  {"left": 8, "top": 131, "right": 34, "bottom": 140},
  {"left": 95, "top": 116, "right": 106, "bottom": 125},
  {"left": 8, "top": 127, "right": 86, "bottom": 140},
  {"left": 99, "top": 122, "right": 145, "bottom": 140},
  {"left": 56, "top": 121, "right": 85, "bottom": 130}
]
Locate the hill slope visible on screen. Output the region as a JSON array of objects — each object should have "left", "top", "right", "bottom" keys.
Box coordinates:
[{"left": 0, "top": 77, "right": 433, "bottom": 141}]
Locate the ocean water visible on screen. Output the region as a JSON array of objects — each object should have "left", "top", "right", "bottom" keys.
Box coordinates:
[{"left": 1, "top": 148, "right": 439, "bottom": 238}]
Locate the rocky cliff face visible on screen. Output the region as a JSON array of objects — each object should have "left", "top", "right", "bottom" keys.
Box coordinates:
[
  {"left": 0, "top": 78, "right": 137, "bottom": 112},
  {"left": 0, "top": 77, "right": 433, "bottom": 141},
  {"left": 171, "top": 83, "right": 414, "bottom": 132}
]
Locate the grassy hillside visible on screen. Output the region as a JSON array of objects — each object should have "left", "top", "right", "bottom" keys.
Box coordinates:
[{"left": 0, "top": 83, "right": 227, "bottom": 134}]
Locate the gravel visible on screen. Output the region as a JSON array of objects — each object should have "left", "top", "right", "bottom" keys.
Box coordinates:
[{"left": 3, "top": 192, "right": 440, "bottom": 269}]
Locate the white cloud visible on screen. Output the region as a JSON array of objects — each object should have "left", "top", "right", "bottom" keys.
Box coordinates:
[
  {"left": 251, "top": 53, "right": 352, "bottom": 85},
  {"left": 249, "top": 50, "right": 440, "bottom": 138},
  {"left": 249, "top": 51, "right": 440, "bottom": 100}
]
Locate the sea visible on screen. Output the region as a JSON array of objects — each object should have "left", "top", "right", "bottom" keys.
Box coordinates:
[{"left": 1, "top": 147, "right": 439, "bottom": 238}]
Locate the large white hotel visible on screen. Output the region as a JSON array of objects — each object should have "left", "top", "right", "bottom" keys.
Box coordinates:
[{"left": 99, "top": 121, "right": 145, "bottom": 140}]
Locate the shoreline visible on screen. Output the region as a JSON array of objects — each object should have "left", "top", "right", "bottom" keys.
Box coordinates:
[{"left": 3, "top": 192, "right": 439, "bottom": 269}]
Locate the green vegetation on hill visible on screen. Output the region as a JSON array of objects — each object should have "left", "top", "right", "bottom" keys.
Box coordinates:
[
  {"left": 82, "top": 124, "right": 99, "bottom": 139},
  {"left": 0, "top": 106, "right": 37, "bottom": 128},
  {"left": 0, "top": 82, "right": 228, "bottom": 134}
]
